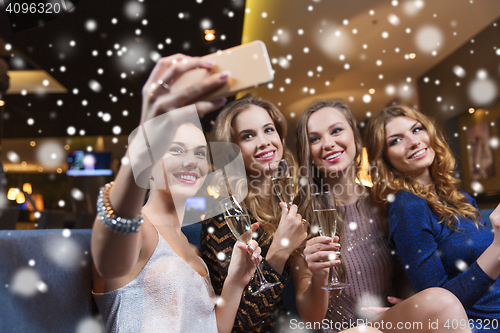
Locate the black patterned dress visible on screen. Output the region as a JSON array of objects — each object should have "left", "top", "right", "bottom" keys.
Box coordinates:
[{"left": 201, "top": 213, "right": 291, "bottom": 333}]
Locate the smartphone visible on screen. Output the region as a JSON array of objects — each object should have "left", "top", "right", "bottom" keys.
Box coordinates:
[{"left": 170, "top": 40, "right": 274, "bottom": 101}]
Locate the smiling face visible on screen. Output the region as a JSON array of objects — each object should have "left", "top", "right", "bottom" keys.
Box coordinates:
[
  {"left": 160, "top": 123, "right": 209, "bottom": 198},
  {"left": 307, "top": 107, "right": 357, "bottom": 175},
  {"left": 233, "top": 105, "right": 283, "bottom": 177},
  {"left": 384, "top": 116, "right": 435, "bottom": 184}
]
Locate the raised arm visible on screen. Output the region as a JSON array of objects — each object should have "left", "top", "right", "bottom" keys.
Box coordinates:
[
  {"left": 475, "top": 203, "right": 500, "bottom": 278},
  {"left": 91, "top": 54, "right": 228, "bottom": 280}
]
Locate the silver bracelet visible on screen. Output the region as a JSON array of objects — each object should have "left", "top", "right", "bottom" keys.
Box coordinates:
[{"left": 97, "top": 182, "right": 143, "bottom": 234}]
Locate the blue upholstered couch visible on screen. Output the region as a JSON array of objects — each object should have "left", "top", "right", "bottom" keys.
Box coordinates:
[
  {"left": 1, "top": 208, "right": 494, "bottom": 333},
  {"left": 0, "top": 225, "right": 297, "bottom": 333},
  {"left": 0, "top": 229, "right": 94, "bottom": 333}
]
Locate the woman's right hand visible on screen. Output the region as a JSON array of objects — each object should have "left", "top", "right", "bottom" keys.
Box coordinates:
[
  {"left": 269, "top": 203, "right": 309, "bottom": 257},
  {"left": 303, "top": 235, "right": 341, "bottom": 278},
  {"left": 140, "top": 54, "right": 229, "bottom": 125}
]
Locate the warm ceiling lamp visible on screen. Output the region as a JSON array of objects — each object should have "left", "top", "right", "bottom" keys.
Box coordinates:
[
  {"left": 23, "top": 183, "right": 32, "bottom": 194},
  {"left": 7, "top": 188, "right": 20, "bottom": 200},
  {"left": 368, "top": 88, "right": 375, "bottom": 94},
  {"left": 16, "top": 192, "right": 26, "bottom": 204},
  {"left": 469, "top": 108, "right": 475, "bottom": 114},
  {"left": 409, "top": 53, "right": 416, "bottom": 59},
  {"left": 0, "top": 100, "right": 5, "bottom": 106},
  {"left": 204, "top": 30, "right": 216, "bottom": 41}
]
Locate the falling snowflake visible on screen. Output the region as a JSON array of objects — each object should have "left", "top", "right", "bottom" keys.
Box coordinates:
[
  {"left": 468, "top": 70, "right": 498, "bottom": 105},
  {"left": 415, "top": 25, "right": 443, "bottom": 54}
]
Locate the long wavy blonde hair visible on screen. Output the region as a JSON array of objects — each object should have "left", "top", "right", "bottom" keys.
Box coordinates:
[
  {"left": 210, "top": 94, "right": 297, "bottom": 246},
  {"left": 296, "top": 100, "right": 364, "bottom": 282},
  {"left": 364, "top": 105, "right": 480, "bottom": 228}
]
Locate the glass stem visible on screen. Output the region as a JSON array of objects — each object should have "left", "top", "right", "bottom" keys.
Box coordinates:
[
  {"left": 246, "top": 243, "right": 270, "bottom": 285},
  {"left": 255, "top": 263, "right": 268, "bottom": 285},
  {"left": 329, "top": 266, "right": 339, "bottom": 284}
]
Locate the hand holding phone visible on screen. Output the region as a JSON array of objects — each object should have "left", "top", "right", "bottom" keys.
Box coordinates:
[{"left": 171, "top": 41, "right": 274, "bottom": 101}]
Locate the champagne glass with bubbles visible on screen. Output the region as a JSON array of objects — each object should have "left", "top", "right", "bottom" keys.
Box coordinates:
[
  {"left": 220, "top": 196, "right": 280, "bottom": 295},
  {"left": 269, "top": 159, "right": 295, "bottom": 208},
  {"left": 311, "top": 191, "right": 348, "bottom": 290}
]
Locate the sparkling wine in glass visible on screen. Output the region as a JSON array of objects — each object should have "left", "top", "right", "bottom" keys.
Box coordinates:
[
  {"left": 220, "top": 197, "right": 280, "bottom": 295},
  {"left": 269, "top": 159, "right": 295, "bottom": 208},
  {"left": 312, "top": 191, "right": 348, "bottom": 290}
]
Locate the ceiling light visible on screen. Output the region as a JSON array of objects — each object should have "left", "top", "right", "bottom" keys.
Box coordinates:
[
  {"left": 409, "top": 53, "right": 416, "bottom": 59},
  {"left": 204, "top": 30, "right": 216, "bottom": 41},
  {"left": 469, "top": 108, "right": 475, "bottom": 114}
]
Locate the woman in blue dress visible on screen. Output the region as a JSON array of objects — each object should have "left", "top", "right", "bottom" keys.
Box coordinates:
[{"left": 365, "top": 105, "right": 500, "bottom": 332}]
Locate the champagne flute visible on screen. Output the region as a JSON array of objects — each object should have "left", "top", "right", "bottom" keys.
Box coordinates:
[
  {"left": 268, "top": 159, "right": 295, "bottom": 208},
  {"left": 220, "top": 196, "right": 280, "bottom": 295},
  {"left": 311, "top": 191, "right": 348, "bottom": 290}
]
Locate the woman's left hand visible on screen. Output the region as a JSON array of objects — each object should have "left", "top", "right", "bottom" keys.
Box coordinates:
[{"left": 227, "top": 223, "right": 262, "bottom": 288}]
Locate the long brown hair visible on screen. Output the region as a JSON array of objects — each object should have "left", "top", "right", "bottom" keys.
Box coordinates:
[
  {"left": 210, "top": 94, "right": 296, "bottom": 245},
  {"left": 296, "top": 100, "right": 364, "bottom": 282},
  {"left": 364, "top": 105, "right": 480, "bottom": 228}
]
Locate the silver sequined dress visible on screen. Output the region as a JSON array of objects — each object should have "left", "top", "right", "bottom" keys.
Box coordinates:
[{"left": 93, "top": 225, "right": 218, "bottom": 333}]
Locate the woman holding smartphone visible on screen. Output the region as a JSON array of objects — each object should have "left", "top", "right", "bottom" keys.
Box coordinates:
[
  {"left": 364, "top": 105, "right": 500, "bottom": 331},
  {"left": 91, "top": 55, "right": 261, "bottom": 333},
  {"left": 295, "top": 100, "right": 472, "bottom": 332}
]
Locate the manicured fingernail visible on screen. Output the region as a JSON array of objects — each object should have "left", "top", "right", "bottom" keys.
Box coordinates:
[
  {"left": 250, "top": 244, "right": 257, "bottom": 251},
  {"left": 388, "top": 297, "right": 394, "bottom": 301},
  {"left": 253, "top": 253, "right": 259, "bottom": 260},
  {"left": 219, "top": 71, "right": 230, "bottom": 80},
  {"left": 205, "top": 60, "right": 215, "bottom": 66}
]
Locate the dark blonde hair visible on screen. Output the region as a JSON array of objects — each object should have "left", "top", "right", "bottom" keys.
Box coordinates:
[
  {"left": 364, "top": 105, "right": 480, "bottom": 228},
  {"left": 296, "top": 100, "right": 364, "bottom": 282},
  {"left": 210, "top": 94, "right": 296, "bottom": 245}
]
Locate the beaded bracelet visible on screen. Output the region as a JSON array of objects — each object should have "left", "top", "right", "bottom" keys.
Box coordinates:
[{"left": 97, "top": 182, "right": 143, "bottom": 234}]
